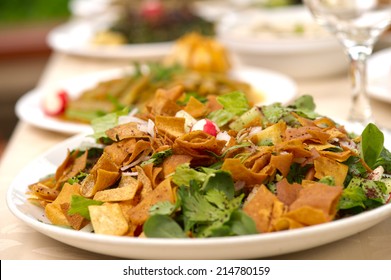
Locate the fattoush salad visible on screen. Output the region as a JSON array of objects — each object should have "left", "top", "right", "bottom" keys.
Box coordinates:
[{"left": 29, "top": 87, "right": 391, "bottom": 238}]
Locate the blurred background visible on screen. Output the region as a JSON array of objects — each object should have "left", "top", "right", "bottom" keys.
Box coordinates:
[
  {"left": 0, "top": 0, "right": 71, "bottom": 155},
  {"left": 0, "top": 0, "right": 300, "bottom": 157},
  {"left": 1, "top": 0, "right": 389, "bottom": 159}
]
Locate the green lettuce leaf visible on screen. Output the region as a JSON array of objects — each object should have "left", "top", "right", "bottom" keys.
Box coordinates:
[
  {"left": 90, "top": 108, "right": 130, "bottom": 140},
  {"left": 216, "top": 91, "right": 250, "bottom": 116},
  {"left": 67, "top": 195, "right": 103, "bottom": 220}
]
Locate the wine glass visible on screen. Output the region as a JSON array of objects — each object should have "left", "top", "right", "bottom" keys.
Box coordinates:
[{"left": 303, "top": 0, "right": 391, "bottom": 126}]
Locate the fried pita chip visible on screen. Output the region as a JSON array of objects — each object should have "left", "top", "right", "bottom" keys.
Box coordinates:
[
  {"left": 89, "top": 203, "right": 129, "bottom": 235},
  {"left": 147, "top": 88, "right": 182, "bottom": 116},
  {"left": 105, "top": 122, "right": 149, "bottom": 142},
  {"left": 45, "top": 183, "right": 81, "bottom": 226},
  {"left": 314, "top": 156, "right": 348, "bottom": 186},
  {"left": 319, "top": 149, "right": 353, "bottom": 162},
  {"left": 162, "top": 154, "right": 193, "bottom": 177},
  {"left": 60, "top": 202, "right": 89, "bottom": 230},
  {"left": 183, "top": 96, "right": 208, "bottom": 118},
  {"left": 284, "top": 206, "right": 329, "bottom": 225},
  {"left": 277, "top": 139, "right": 313, "bottom": 158},
  {"left": 276, "top": 178, "right": 302, "bottom": 206},
  {"left": 155, "top": 115, "right": 186, "bottom": 139},
  {"left": 289, "top": 182, "right": 343, "bottom": 220},
  {"left": 81, "top": 152, "right": 120, "bottom": 197},
  {"left": 243, "top": 185, "right": 279, "bottom": 233},
  {"left": 28, "top": 183, "right": 59, "bottom": 202},
  {"left": 122, "top": 140, "right": 152, "bottom": 166},
  {"left": 104, "top": 138, "right": 137, "bottom": 166},
  {"left": 127, "top": 178, "right": 174, "bottom": 225},
  {"left": 93, "top": 184, "right": 139, "bottom": 202},
  {"left": 173, "top": 130, "right": 226, "bottom": 166},
  {"left": 222, "top": 158, "right": 268, "bottom": 186},
  {"left": 135, "top": 166, "right": 153, "bottom": 199},
  {"left": 250, "top": 121, "right": 286, "bottom": 145},
  {"left": 274, "top": 216, "right": 304, "bottom": 231},
  {"left": 270, "top": 153, "right": 293, "bottom": 177}
]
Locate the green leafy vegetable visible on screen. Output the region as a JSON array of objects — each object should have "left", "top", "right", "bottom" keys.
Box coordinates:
[
  {"left": 68, "top": 195, "right": 103, "bottom": 220},
  {"left": 91, "top": 108, "right": 130, "bottom": 140},
  {"left": 339, "top": 177, "right": 388, "bottom": 211},
  {"left": 67, "top": 171, "right": 88, "bottom": 185},
  {"left": 141, "top": 149, "right": 173, "bottom": 167},
  {"left": 143, "top": 215, "right": 187, "bottom": 238},
  {"left": 216, "top": 91, "right": 250, "bottom": 116},
  {"left": 171, "top": 164, "right": 207, "bottom": 188},
  {"left": 207, "top": 109, "right": 235, "bottom": 127},
  {"left": 261, "top": 95, "right": 319, "bottom": 125},
  {"left": 144, "top": 166, "right": 257, "bottom": 238},
  {"left": 361, "top": 123, "right": 384, "bottom": 169},
  {"left": 149, "top": 201, "right": 176, "bottom": 216},
  {"left": 176, "top": 92, "right": 208, "bottom": 106}
]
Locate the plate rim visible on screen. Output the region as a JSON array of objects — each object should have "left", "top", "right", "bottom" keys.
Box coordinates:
[{"left": 46, "top": 19, "right": 174, "bottom": 59}]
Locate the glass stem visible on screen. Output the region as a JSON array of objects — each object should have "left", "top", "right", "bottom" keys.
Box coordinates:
[{"left": 346, "top": 45, "right": 373, "bottom": 125}]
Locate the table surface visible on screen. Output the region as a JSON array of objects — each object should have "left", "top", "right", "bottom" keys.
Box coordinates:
[{"left": 2, "top": 51, "right": 391, "bottom": 260}]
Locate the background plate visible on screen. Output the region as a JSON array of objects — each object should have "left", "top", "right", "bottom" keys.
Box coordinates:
[
  {"left": 15, "top": 66, "right": 298, "bottom": 134},
  {"left": 368, "top": 47, "right": 391, "bottom": 103},
  {"left": 47, "top": 19, "right": 173, "bottom": 59}
]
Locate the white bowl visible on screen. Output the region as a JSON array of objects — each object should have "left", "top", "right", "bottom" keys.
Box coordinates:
[{"left": 216, "top": 6, "right": 348, "bottom": 79}]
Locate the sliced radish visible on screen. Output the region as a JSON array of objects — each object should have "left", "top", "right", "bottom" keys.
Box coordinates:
[
  {"left": 191, "top": 119, "right": 219, "bottom": 137},
  {"left": 140, "top": 0, "right": 164, "bottom": 23},
  {"left": 42, "top": 90, "right": 69, "bottom": 116}
]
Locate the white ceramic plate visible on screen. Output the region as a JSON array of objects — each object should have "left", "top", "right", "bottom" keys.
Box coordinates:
[
  {"left": 15, "top": 66, "right": 298, "bottom": 135},
  {"left": 47, "top": 19, "right": 173, "bottom": 59},
  {"left": 215, "top": 5, "right": 347, "bottom": 79},
  {"left": 368, "top": 47, "right": 391, "bottom": 103},
  {"left": 6, "top": 125, "right": 391, "bottom": 259}
]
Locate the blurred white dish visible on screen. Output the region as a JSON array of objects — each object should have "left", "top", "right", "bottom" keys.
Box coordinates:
[
  {"left": 47, "top": 19, "right": 173, "bottom": 60},
  {"left": 15, "top": 66, "right": 297, "bottom": 135},
  {"left": 216, "top": 6, "right": 348, "bottom": 79},
  {"left": 368, "top": 47, "right": 391, "bottom": 103}
]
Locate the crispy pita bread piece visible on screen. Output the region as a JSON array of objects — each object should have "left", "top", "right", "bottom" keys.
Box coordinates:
[
  {"left": 243, "top": 185, "right": 285, "bottom": 233},
  {"left": 183, "top": 96, "right": 209, "bottom": 118},
  {"left": 28, "top": 182, "right": 59, "bottom": 202},
  {"left": 122, "top": 140, "right": 152, "bottom": 166},
  {"left": 250, "top": 121, "right": 286, "bottom": 146},
  {"left": 104, "top": 138, "right": 138, "bottom": 166},
  {"left": 146, "top": 87, "right": 183, "bottom": 116},
  {"left": 89, "top": 203, "right": 129, "bottom": 235},
  {"left": 93, "top": 184, "right": 140, "bottom": 202},
  {"left": 55, "top": 150, "right": 88, "bottom": 188},
  {"left": 276, "top": 139, "right": 313, "bottom": 158},
  {"left": 162, "top": 154, "right": 193, "bottom": 177},
  {"left": 285, "top": 126, "right": 330, "bottom": 144},
  {"left": 274, "top": 217, "right": 304, "bottom": 231},
  {"left": 80, "top": 152, "right": 120, "bottom": 197},
  {"left": 270, "top": 153, "right": 293, "bottom": 177},
  {"left": 60, "top": 203, "right": 89, "bottom": 230},
  {"left": 314, "top": 156, "right": 348, "bottom": 186},
  {"left": 105, "top": 122, "right": 150, "bottom": 142},
  {"left": 127, "top": 178, "right": 175, "bottom": 226},
  {"left": 155, "top": 116, "right": 186, "bottom": 140},
  {"left": 276, "top": 178, "right": 302, "bottom": 206},
  {"left": 173, "top": 130, "right": 226, "bottom": 166},
  {"left": 222, "top": 158, "right": 268, "bottom": 186},
  {"left": 45, "top": 183, "right": 81, "bottom": 227},
  {"left": 287, "top": 182, "right": 343, "bottom": 225}
]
